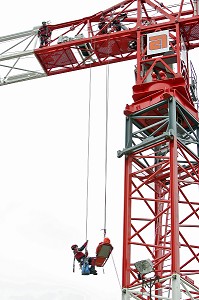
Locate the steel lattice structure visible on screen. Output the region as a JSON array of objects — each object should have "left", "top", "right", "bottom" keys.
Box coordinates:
[{"left": 0, "top": 1, "right": 199, "bottom": 299}]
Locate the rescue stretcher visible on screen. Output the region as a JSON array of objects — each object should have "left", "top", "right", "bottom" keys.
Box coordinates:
[{"left": 95, "top": 240, "right": 113, "bottom": 267}]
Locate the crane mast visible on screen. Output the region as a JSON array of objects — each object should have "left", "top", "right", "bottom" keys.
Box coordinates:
[{"left": 0, "top": 1, "right": 199, "bottom": 299}]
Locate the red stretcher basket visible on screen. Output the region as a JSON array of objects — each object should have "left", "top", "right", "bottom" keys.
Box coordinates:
[{"left": 95, "top": 243, "right": 113, "bottom": 267}]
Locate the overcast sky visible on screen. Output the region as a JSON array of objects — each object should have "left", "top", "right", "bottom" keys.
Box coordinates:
[
  {"left": 0, "top": 1, "right": 199, "bottom": 300},
  {"left": 0, "top": 1, "right": 136, "bottom": 300}
]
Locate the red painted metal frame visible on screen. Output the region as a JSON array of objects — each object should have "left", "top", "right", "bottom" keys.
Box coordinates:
[
  {"left": 1, "top": 1, "right": 199, "bottom": 296},
  {"left": 35, "top": 32, "right": 137, "bottom": 76},
  {"left": 122, "top": 138, "right": 199, "bottom": 289},
  {"left": 34, "top": 0, "right": 199, "bottom": 77},
  {"left": 119, "top": 0, "right": 199, "bottom": 296},
  {"left": 33, "top": 0, "right": 199, "bottom": 295}
]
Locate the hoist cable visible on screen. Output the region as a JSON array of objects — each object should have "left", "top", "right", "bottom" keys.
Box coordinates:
[
  {"left": 103, "top": 25, "right": 112, "bottom": 239},
  {"left": 103, "top": 63, "right": 110, "bottom": 238},
  {"left": 84, "top": 28, "right": 110, "bottom": 243},
  {"left": 85, "top": 31, "right": 97, "bottom": 243},
  {"left": 111, "top": 253, "right": 122, "bottom": 290},
  {"left": 85, "top": 65, "right": 92, "bottom": 242}
]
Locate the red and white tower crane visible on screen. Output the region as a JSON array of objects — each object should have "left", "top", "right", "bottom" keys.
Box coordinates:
[{"left": 0, "top": 1, "right": 199, "bottom": 299}]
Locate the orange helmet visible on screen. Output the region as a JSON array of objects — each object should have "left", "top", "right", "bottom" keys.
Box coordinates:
[{"left": 104, "top": 237, "right": 110, "bottom": 244}]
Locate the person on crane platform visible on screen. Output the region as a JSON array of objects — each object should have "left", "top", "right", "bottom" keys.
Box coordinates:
[
  {"left": 98, "top": 16, "right": 108, "bottom": 34},
  {"left": 38, "top": 21, "right": 52, "bottom": 48},
  {"left": 71, "top": 240, "right": 97, "bottom": 275},
  {"left": 111, "top": 13, "right": 128, "bottom": 32}
]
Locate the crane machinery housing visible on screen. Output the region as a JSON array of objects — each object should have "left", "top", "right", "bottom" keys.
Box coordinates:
[{"left": 0, "top": 0, "right": 199, "bottom": 299}]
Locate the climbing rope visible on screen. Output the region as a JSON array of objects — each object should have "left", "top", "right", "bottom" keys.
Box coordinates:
[
  {"left": 84, "top": 30, "right": 97, "bottom": 243},
  {"left": 111, "top": 253, "right": 122, "bottom": 290},
  {"left": 85, "top": 64, "right": 92, "bottom": 242},
  {"left": 84, "top": 28, "right": 110, "bottom": 245},
  {"left": 103, "top": 63, "right": 110, "bottom": 238},
  {"left": 102, "top": 22, "right": 113, "bottom": 238}
]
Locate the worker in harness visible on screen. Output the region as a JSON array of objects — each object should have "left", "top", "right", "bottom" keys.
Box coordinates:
[
  {"left": 111, "top": 13, "right": 128, "bottom": 31},
  {"left": 38, "top": 21, "right": 52, "bottom": 48},
  {"left": 71, "top": 240, "right": 97, "bottom": 275},
  {"left": 98, "top": 16, "right": 108, "bottom": 34}
]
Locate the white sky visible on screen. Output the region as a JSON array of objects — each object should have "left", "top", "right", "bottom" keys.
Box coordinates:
[
  {"left": 0, "top": 1, "right": 199, "bottom": 300},
  {"left": 0, "top": 1, "right": 135, "bottom": 300}
]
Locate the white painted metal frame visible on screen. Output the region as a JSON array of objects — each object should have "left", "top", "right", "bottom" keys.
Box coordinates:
[
  {"left": 0, "top": 27, "right": 46, "bottom": 85},
  {"left": 122, "top": 275, "right": 199, "bottom": 300}
]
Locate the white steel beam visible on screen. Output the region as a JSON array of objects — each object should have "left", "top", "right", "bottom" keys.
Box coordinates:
[
  {"left": 0, "top": 27, "right": 39, "bottom": 43},
  {"left": 0, "top": 50, "right": 34, "bottom": 61},
  {"left": 0, "top": 72, "right": 46, "bottom": 85}
]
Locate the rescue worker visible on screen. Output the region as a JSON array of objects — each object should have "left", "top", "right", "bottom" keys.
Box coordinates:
[
  {"left": 98, "top": 16, "right": 108, "bottom": 34},
  {"left": 38, "top": 21, "right": 51, "bottom": 48},
  {"left": 112, "top": 13, "right": 128, "bottom": 31},
  {"left": 71, "top": 240, "right": 97, "bottom": 275}
]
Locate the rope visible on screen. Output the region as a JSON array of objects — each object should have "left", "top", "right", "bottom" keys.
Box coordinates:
[
  {"left": 111, "top": 253, "right": 122, "bottom": 290},
  {"left": 85, "top": 28, "right": 97, "bottom": 243},
  {"left": 103, "top": 64, "right": 110, "bottom": 238},
  {"left": 85, "top": 64, "right": 92, "bottom": 242},
  {"left": 84, "top": 27, "right": 110, "bottom": 243},
  {"left": 102, "top": 22, "right": 112, "bottom": 238},
  {"left": 101, "top": 63, "right": 110, "bottom": 276}
]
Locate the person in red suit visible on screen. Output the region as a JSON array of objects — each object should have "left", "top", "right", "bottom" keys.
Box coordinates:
[
  {"left": 38, "top": 21, "right": 51, "bottom": 48},
  {"left": 71, "top": 240, "right": 97, "bottom": 275}
]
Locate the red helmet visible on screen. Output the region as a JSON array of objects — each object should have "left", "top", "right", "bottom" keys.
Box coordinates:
[{"left": 71, "top": 244, "right": 78, "bottom": 250}]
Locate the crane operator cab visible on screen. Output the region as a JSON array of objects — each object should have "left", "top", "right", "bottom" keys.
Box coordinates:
[{"left": 57, "top": 33, "right": 95, "bottom": 63}]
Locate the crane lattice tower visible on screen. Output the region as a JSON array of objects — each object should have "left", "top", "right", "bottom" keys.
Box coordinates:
[{"left": 0, "top": 1, "right": 199, "bottom": 299}]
